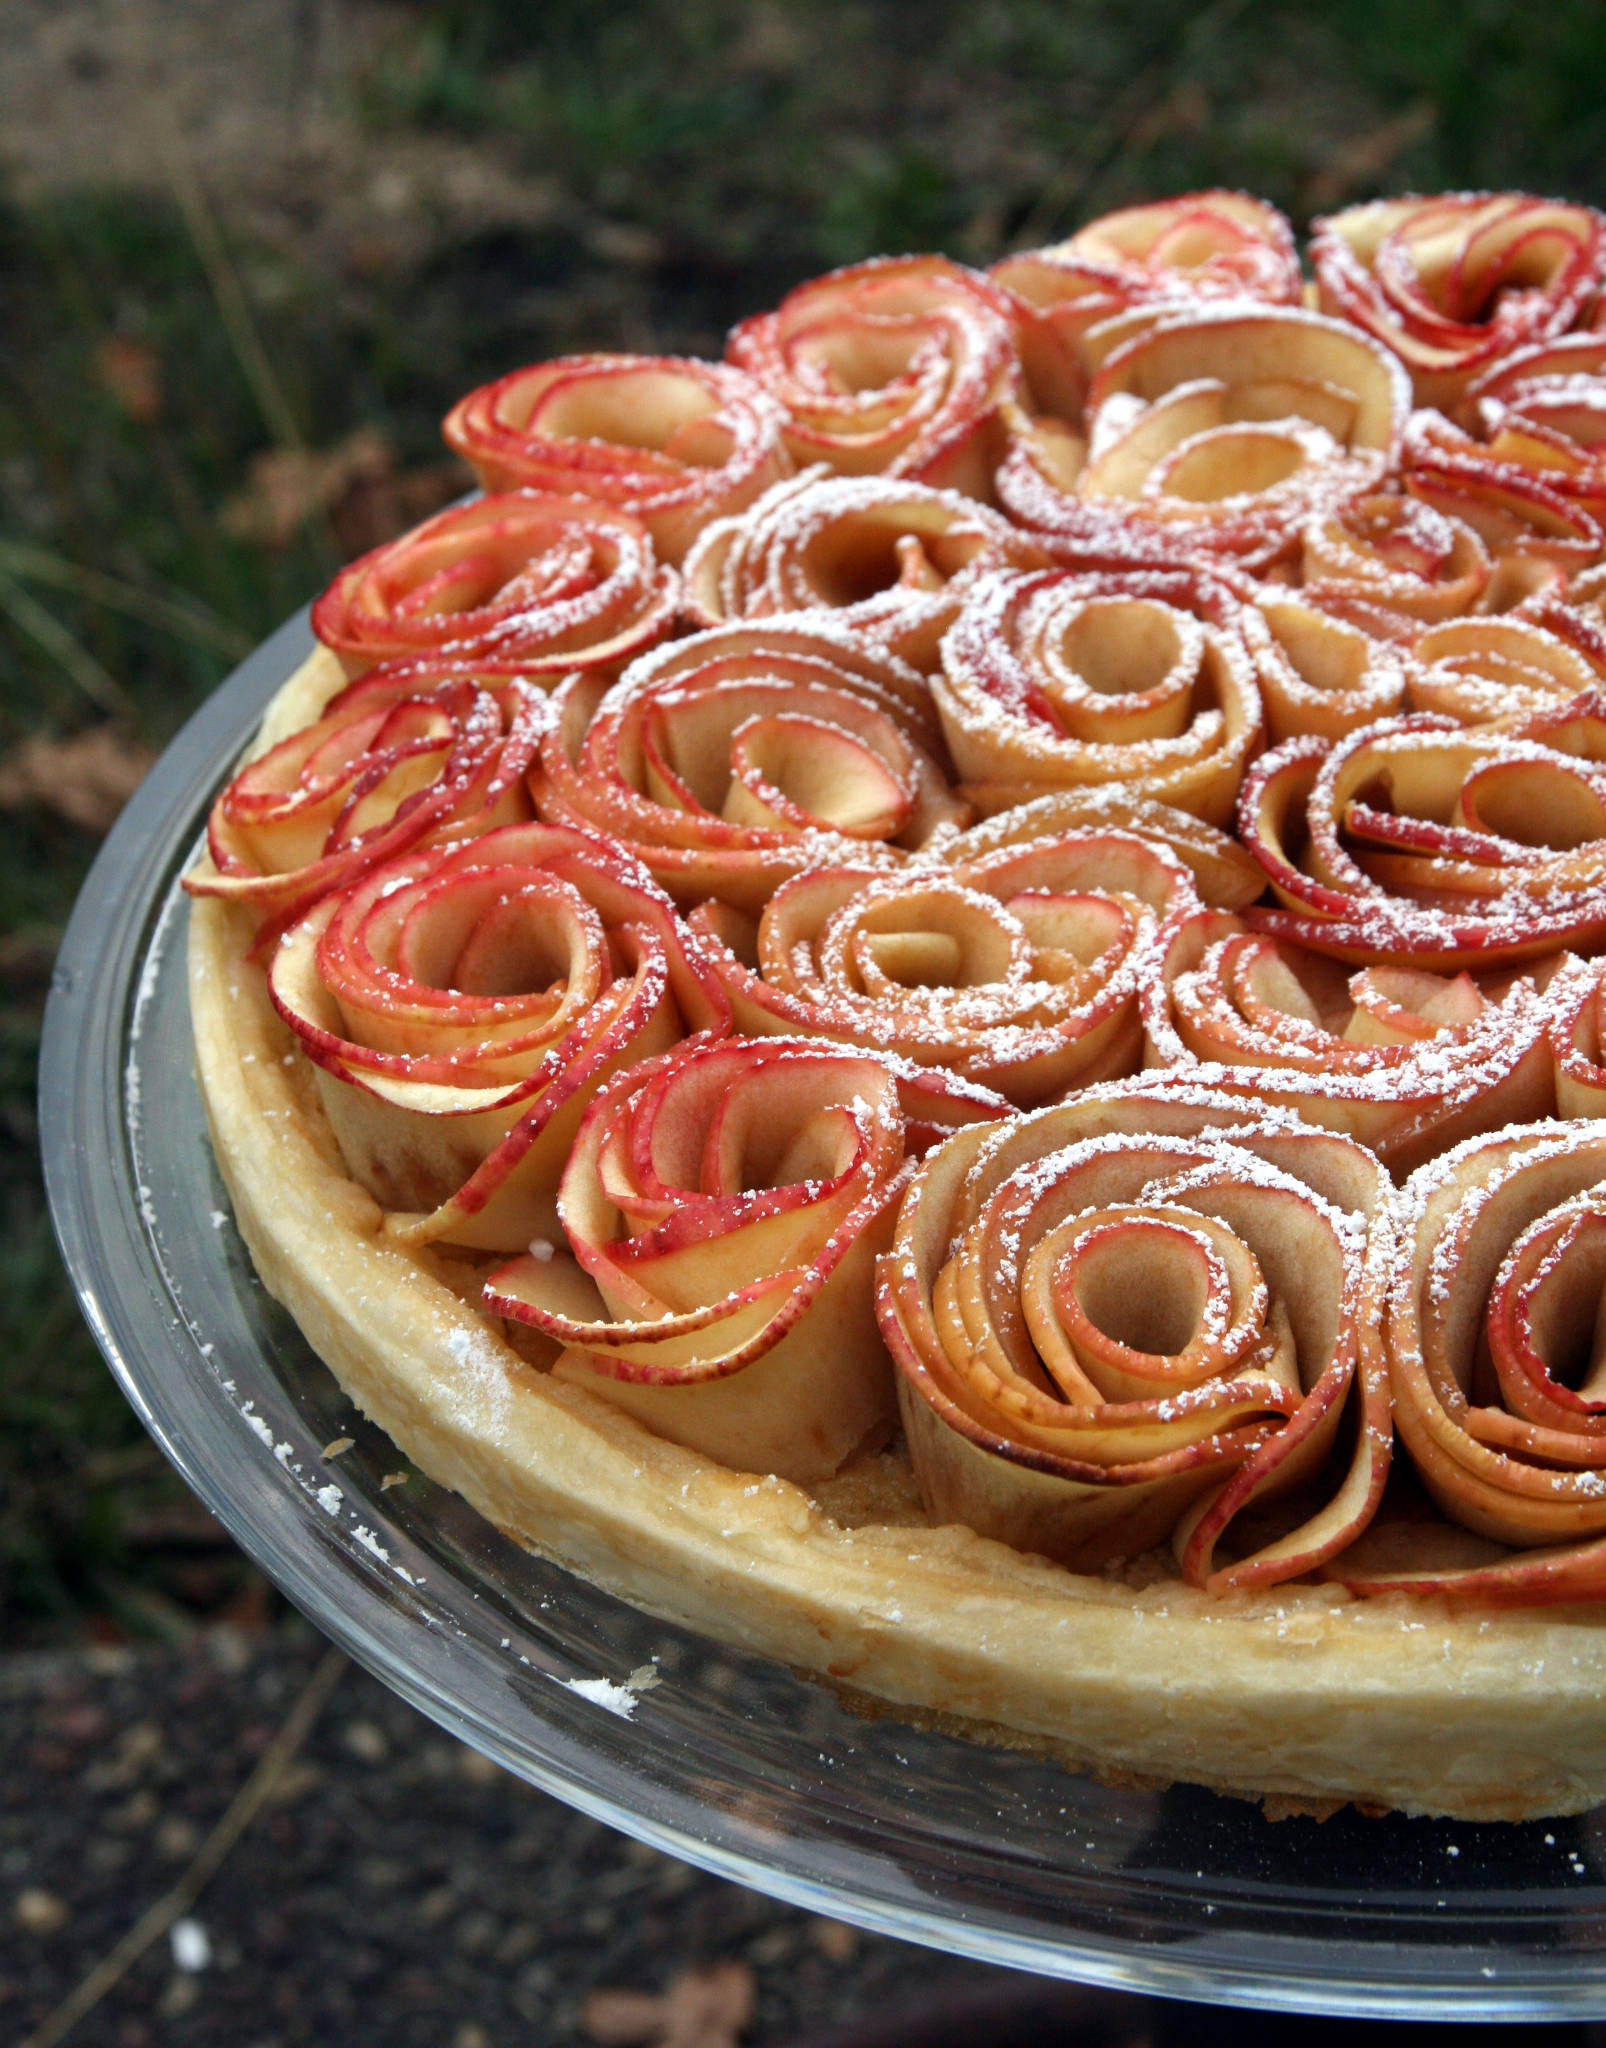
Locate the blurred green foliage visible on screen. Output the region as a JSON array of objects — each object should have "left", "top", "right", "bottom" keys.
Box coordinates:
[
  {"left": 8, "top": 0, "right": 1606, "bottom": 1638},
  {"left": 353, "top": 0, "right": 1606, "bottom": 254}
]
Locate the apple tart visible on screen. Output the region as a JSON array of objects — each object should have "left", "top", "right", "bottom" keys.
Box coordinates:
[{"left": 188, "top": 186, "right": 1606, "bottom": 1822}]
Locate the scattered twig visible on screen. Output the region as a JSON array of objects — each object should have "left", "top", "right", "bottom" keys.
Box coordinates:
[
  {"left": 0, "top": 569, "right": 133, "bottom": 718},
  {"left": 152, "top": 108, "right": 305, "bottom": 454},
  {"left": 583, "top": 1959, "right": 756, "bottom": 2048},
  {"left": 1010, "top": 0, "right": 1258, "bottom": 250},
  {"left": 21, "top": 1645, "right": 347, "bottom": 2048},
  {"left": 1303, "top": 101, "right": 1436, "bottom": 213},
  {"left": 0, "top": 541, "right": 252, "bottom": 661}
]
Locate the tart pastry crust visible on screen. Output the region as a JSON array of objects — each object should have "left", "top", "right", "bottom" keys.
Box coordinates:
[{"left": 190, "top": 649, "right": 1606, "bottom": 1821}]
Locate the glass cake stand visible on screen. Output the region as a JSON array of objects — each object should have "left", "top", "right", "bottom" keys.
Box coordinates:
[{"left": 39, "top": 610, "right": 1606, "bottom": 2021}]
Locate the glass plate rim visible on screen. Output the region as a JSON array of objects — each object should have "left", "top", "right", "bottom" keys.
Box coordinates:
[{"left": 37, "top": 609, "right": 1606, "bottom": 2021}]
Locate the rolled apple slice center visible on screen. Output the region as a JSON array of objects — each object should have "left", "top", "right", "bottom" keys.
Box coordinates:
[
  {"left": 1307, "top": 495, "right": 1486, "bottom": 592},
  {"left": 331, "top": 873, "right": 606, "bottom": 1054},
  {"left": 1149, "top": 420, "right": 1334, "bottom": 505},
  {"left": 1250, "top": 598, "right": 1402, "bottom": 727},
  {"left": 1412, "top": 619, "right": 1598, "bottom": 721},
  {"left": 1454, "top": 759, "right": 1606, "bottom": 850},
  {"left": 852, "top": 928, "right": 963, "bottom": 992},
  {"left": 397, "top": 532, "right": 584, "bottom": 620},
  {"left": 1092, "top": 311, "right": 1406, "bottom": 451},
  {"left": 1033, "top": 596, "right": 1205, "bottom": 743},
  {"left": 1486, "top": 1208, "right": 1606, "bottom": 1425},
  {"left": 1148, "top": 215, "right": 1258, "bottom": 272},
  {"left": 701, "top": 1060, "right": 895, "bottom": 1196},
  {"left": 499, "top": 535, "right": 629, "bottom": 623},
  {"left": 798, "top": 513, "right": 960, "bottom": 607},
  {"left": 332, "top": 741, "right": 459, "bottom": 848},
  {"left": 533, "top": 366, "right": 722, "bottom": 459},
  {"left": 1224, "top": 934, "right": 1349, "bottom": 1037},
  {"left": 633, "top": 679, "right": 915, "bottom": 832},
  {"left": 1342, "top": 963, "right": 1484, "bottom": 1043},
  {"left": 999, "top": 891, "right": 1134, "bottom": 993},
  {"left": 723, "top": 713, "right": 914, "bottom": 838},
  {"left": 819, "top": 882, "right": 1027, "bottom": 997},
  {"left": 1454, "top": 212, "right": 1585, "bottom": 317},
  {"left": 621, "top": 1045, "right": 888, "bottom": 1203},
  {"left": 224, "top": 706, "right": 418, "bottom": 870},
  {"left": 1026, "top": 1208, "right": 1272, "bottom": 1406},
  {"left": 798, "top": 320, "right": 935, "bottom": 400},
  {"left": 404, "top": 878, "right": 594, "bottom": 999}
]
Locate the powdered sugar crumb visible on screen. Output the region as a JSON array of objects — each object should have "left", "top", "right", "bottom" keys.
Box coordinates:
[
  {"left": 561, "top": 1675, "right": 642, "bottom": 1718},
  {"left": 239, "top": 1402, "right": 274, "bottom": 1449}
]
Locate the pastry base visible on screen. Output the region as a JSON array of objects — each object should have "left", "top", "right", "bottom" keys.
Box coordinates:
[{"left": 187, "top": 651, "right": 1606, "bottom": 1823}]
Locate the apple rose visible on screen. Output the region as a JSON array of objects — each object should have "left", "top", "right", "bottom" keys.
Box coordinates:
[
  {"left": 931, "top": 564, "right": 1263, "bottom": 826},
  {"left": 992, "top": 191, "right": 1302, "bottom": 352},
  {"left": 1333, "top": 1123, "right": 1606, "bottom": 1604},
  {"left": 1462, "top": 331, "right": 1606, "bottom": 523},
  {"left": 1296, "top": 494, "right": 1493, "bottom": 626},
  {"left": 877, "top": 1080, "right": 1393, "bottom": 1590},
  {"left": 942, "top": 788, "right": 1264, "bottom": 912},
  {"left": 484, "top": 1036, "right": 1007, "bottom": 1484},
  {"left": 184, "top": 657, "right": 546, "bottom": 947},
  {"left": 1401, "top": 412, "right": 1603, "bottom": 575},
  {"left": 682, "top": 469, "right": 1045, "bottom": 670},
  {"left": 441, "top": 354, "right": 791, "bottom": 565},
  {"left": 1238, "top": 698, "right": 1606, "bottom": 968},
  {"left": 1312, "top": 193, "right": 1606, "bottom": 411},
  {"left": 1404, "top": 614, "right": 1605, "bottom": 725},
  {"left": 310, "top": 491, "right": 680, "bottom": 678},
  {"left": 689, "top": 826, "right": 1200, "bottom": 1106},
  {"left": 267, "top": 822, "right": 728, "bottom": 1253},
  {"left": 530, "top": 618, "right": 967, "bottom": 912},
  {"left": 997, "top": 306, "right": 1411, "bottom": 574},
  {"left": 1145, "top": 914, "right": 1577, "bottom": 1174},
  {"left": 724, "top": 255, "right": 1024, "bottom": 500},
  {"left": 1241, "top": 594, "right": 1408, "bottom": 746}
]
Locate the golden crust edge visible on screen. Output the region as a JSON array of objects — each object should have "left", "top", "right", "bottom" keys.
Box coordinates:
[{"left": 184, "top": 657, "right": 1606, "bottom": 1823}]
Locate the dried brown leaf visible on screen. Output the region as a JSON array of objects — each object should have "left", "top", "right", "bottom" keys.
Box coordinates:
[
  {"left": 1126, "top": 81, "right": 1208, "bottom": 154},
  {"left": 221, "top": 428, "right": 392, "bottom": 550},
  {"left": 222, "top": 427, "right": 466, "bottom": 552},
  {"left": 0, "top": 727, "right": 155, "bottom": 833},
  {"left": 329, "top": 458, "right": 469, "bottom": 559},
  {"left": 94, "top": 336, "right": 162, "bottom": 423}
]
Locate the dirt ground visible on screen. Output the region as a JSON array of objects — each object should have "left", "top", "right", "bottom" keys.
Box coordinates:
[
  {"left": 9, "top": 1632, "right": 1606, "bottom": 2047},
  {"left": 0, "top": 0, "right": 562, "bottom": 265}
]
